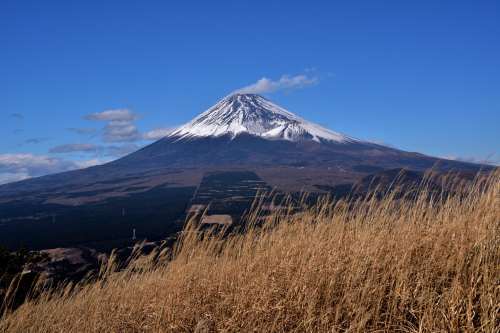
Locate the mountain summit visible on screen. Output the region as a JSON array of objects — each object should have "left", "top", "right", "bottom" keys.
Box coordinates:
[{"left": 169, "top": 94, "right": 355, "bottom": 143}]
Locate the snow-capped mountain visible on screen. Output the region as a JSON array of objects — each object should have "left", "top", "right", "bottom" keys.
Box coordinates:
[
  {"left": 1, "top": 92, "right": 487, "bottom": 197},
  {"left": 104, "top": 92, "right": 486, "bottom": 173},
  {"left": 169, "top": 94, "right": 356, "bottom": 143}
]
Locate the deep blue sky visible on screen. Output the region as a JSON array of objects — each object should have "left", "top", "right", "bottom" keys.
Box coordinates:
[{"left": 1, "top": 1, "right": 499, "bottom": 183}]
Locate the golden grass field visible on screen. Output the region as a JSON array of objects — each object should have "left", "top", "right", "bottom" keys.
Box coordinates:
[{"left": 1, "top": 171, "right": 499, "bottom": 332}]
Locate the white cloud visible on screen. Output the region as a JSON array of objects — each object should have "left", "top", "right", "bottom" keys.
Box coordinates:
[
  {"left": 0, "top": 153, "right": 111, "bottom": 185},
  {"left": 84, "top": 109, "right": 137, "bottom": 122},
  {"left": 0, "top": 154, "right": 77, "bottom": 185},
  {"left": 0, "top": 154, "right": 74, "bottom": 173},
  {"left": 0, "top": 172, "right": 30, "bottom": 185},
  {"left": 84, "top": 108, "right": 177, "bottom": 142},
  {"left": 143, "top": 127, "right": 173, "bottom": 140},
  {"left": 85, "top": 109, "right": 141, "bottom": 142},
  {"left": 103, "top": 121, "right": 140, "bottom": 142},
  {"left": 234, "top": 74, "right": 319, "bottom": 95}
]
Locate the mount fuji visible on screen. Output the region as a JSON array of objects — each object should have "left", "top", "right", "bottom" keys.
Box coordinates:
[
  {"left": 114, "top": 93, "right": 479, "bottom": 173},
  {"left": 1, "top": 92, "right": 487, "bottom": 196},
  {"left": 0, "top": 93, "right": 489, "bottom": 250}
]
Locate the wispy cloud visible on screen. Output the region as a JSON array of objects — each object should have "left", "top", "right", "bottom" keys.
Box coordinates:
[
  {"left": 10, "top": 113, "right": 24, "bottom": 120},
  {"left": 74, "top": 158, "right": 109, "bottom": 169},
  {"left": 49, "top": 143, "right": 98, "bottom": 154},
  {"left": 48, "top": 142, "right": 140, "bottom": 159},
  {"left": 368, "top": 139, "right": 397, "bottom": 149},
  {"left": 23, "top": 137, "right": 51, "bottom": 145},
  {"left": 67, "top": 127, "right": 98, "bottom": 135},
  {"left": 442, "top": 154, "right": 499, "bottom": 166},
  {"left": 85, "top": 109, "right": 141, "bottom": 142},
  {"left": 103, "top": 144, "right": 140, "bottom": 158},
  {"left": 103, "top": 120, "right": 141, "bottom": 142},
  {"left": 234, "top": 73, "right": 319, "bottom": 95},
  {"left": 84, "top": 109, "right": 137, "bottom": 122},
  {"left": 143, "top": 127, "right": 173, "bottom": 140}
]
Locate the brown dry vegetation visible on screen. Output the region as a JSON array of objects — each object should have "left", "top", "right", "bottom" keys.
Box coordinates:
[{"left": 1, "top": 172, "right": 499, "bottom": 332}]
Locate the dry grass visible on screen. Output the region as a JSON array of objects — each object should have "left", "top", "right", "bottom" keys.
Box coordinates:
[{"left": 1, "top": 172, "right": 499, "bottom": 332}]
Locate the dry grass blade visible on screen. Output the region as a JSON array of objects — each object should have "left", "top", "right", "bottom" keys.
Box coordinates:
[{"left": 1, "top": 171, "right": 499, "bottom": 332}]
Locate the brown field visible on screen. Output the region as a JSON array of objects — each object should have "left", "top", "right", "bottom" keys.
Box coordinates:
[{"left": 1, "top": 171, "right": 499, "bottom": 332}]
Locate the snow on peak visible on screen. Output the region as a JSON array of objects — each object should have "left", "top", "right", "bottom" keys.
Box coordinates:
[{"left": 169, "top": 93, "right": 356, "bottom": 143}]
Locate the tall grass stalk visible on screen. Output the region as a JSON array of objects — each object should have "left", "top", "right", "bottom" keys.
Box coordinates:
[{"left": 1, "top": 172, "right": 498, "bottom": 332}]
